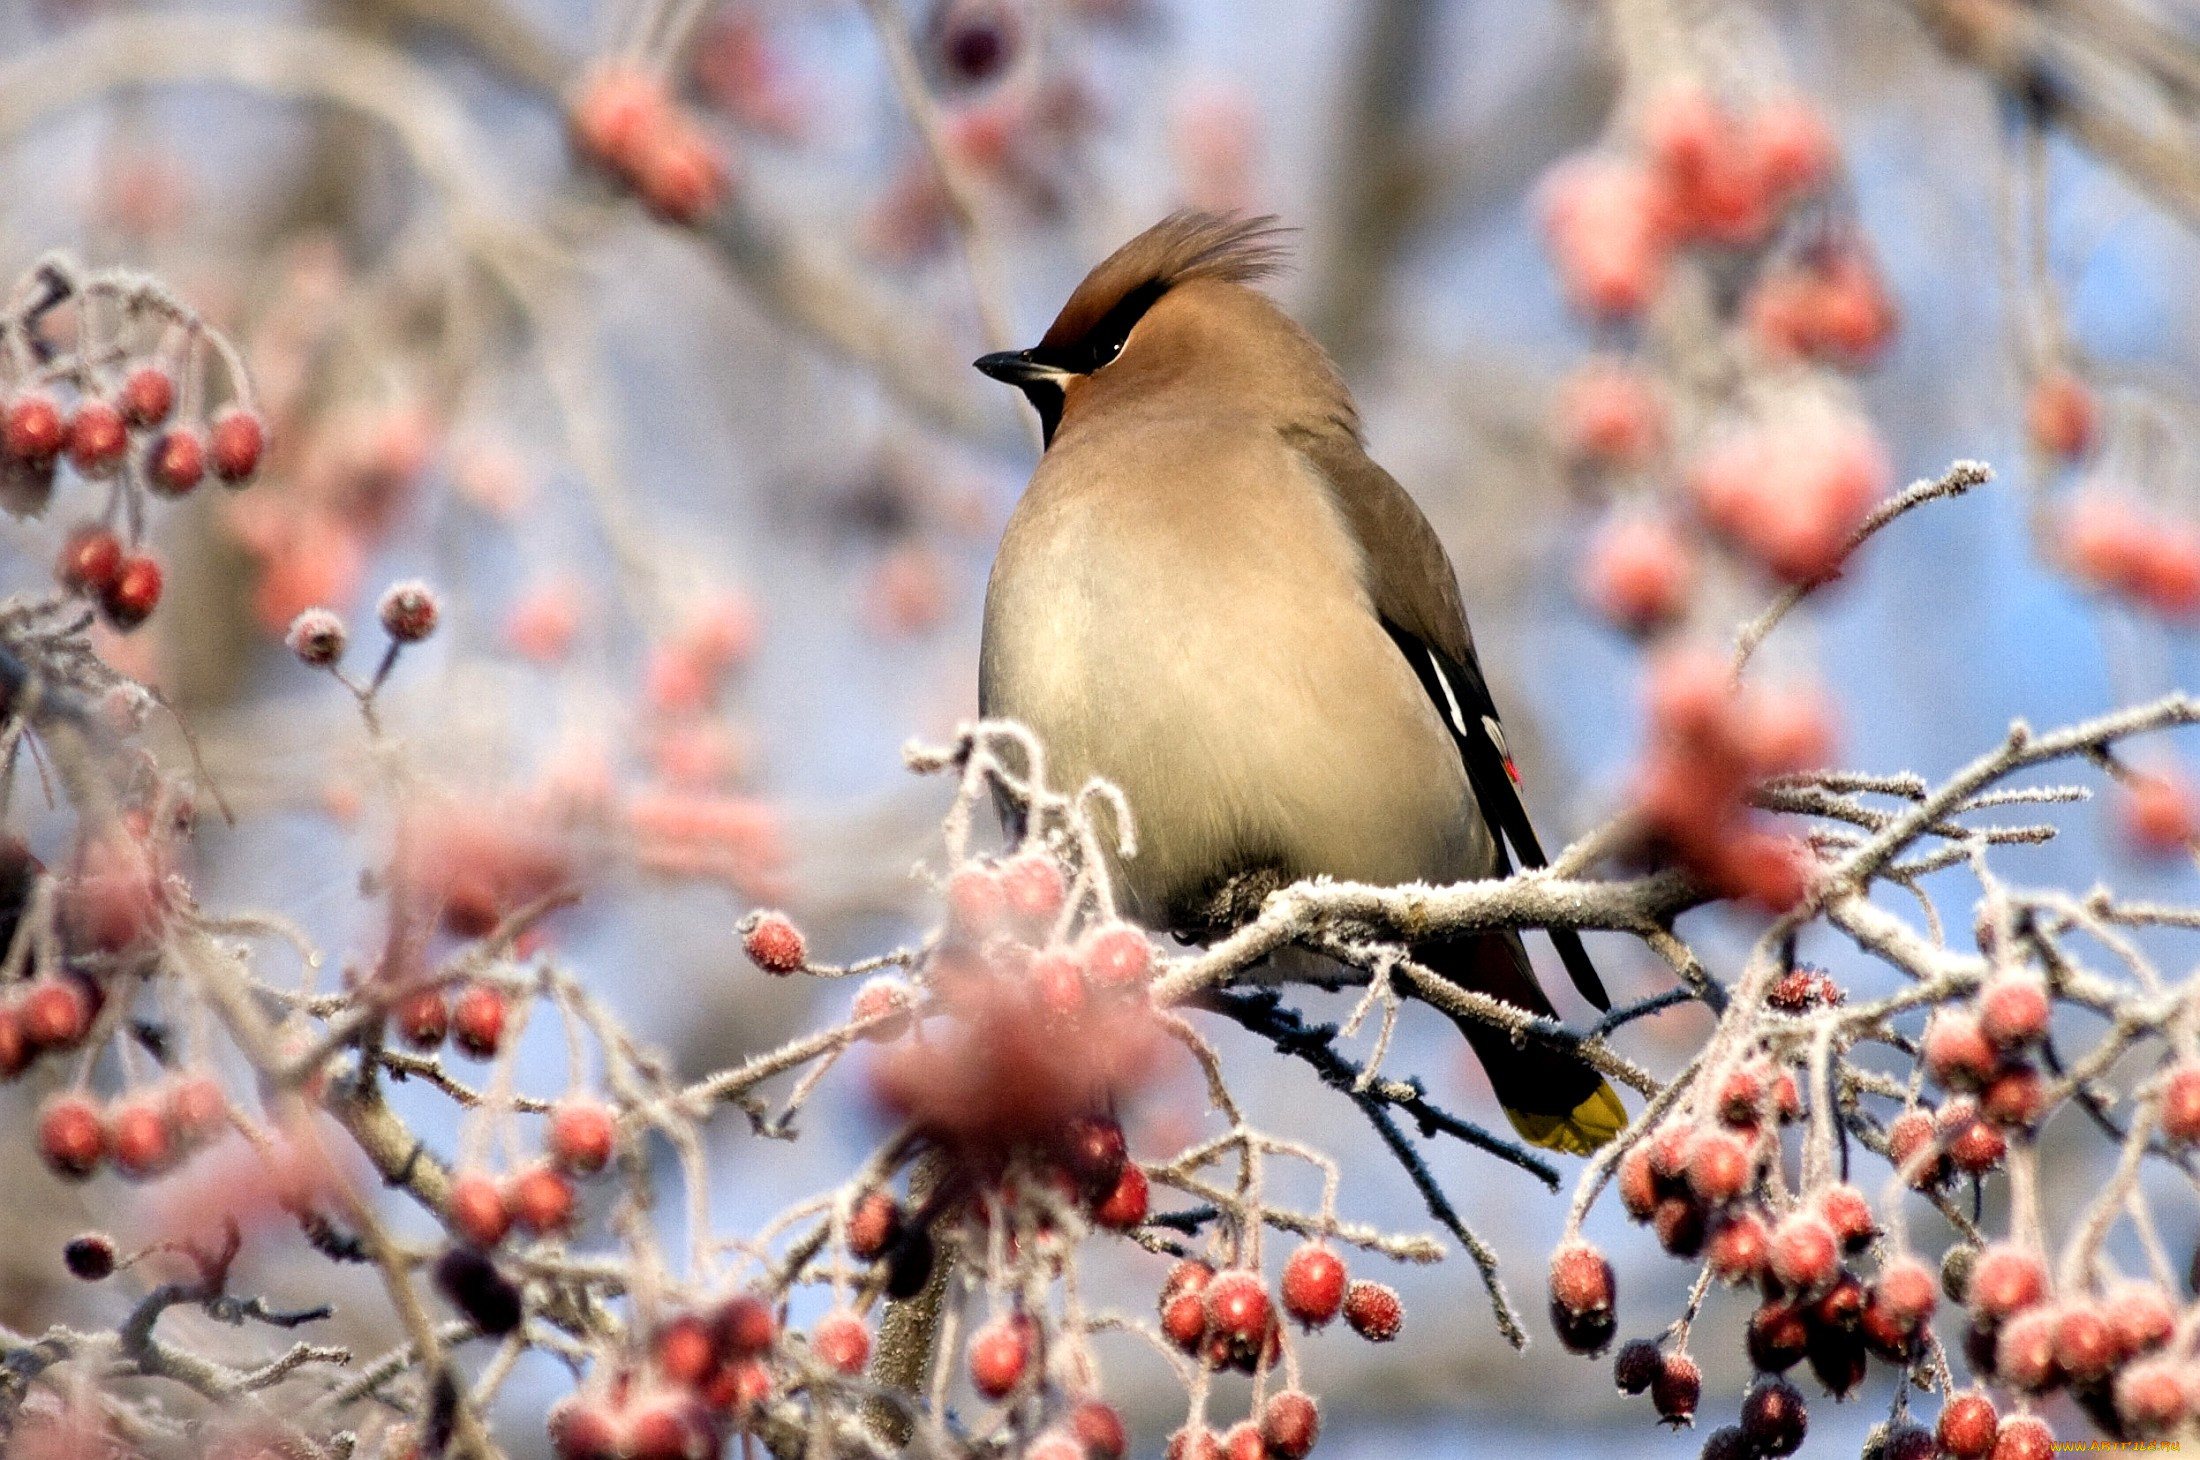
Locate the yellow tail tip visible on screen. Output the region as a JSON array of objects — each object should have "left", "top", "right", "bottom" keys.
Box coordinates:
[{"left": 1505, "top": 1080, "right": 1626, "bottom": 1155}]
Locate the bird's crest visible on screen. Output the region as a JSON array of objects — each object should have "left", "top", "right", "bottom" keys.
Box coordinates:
[{"left": 1039, "top": 211, "right": 1292, "bottom": 353}]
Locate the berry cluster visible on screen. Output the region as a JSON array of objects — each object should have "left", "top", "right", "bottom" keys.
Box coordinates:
[
  {"left": 548, "top": 1295, "right": 778, "bottom": 1460},
  {"left": 35, "top": 1077, "right": 228, "bottom": 1182}
]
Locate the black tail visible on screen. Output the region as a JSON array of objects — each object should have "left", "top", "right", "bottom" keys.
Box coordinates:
[{"left": 1422, "top": 933, "right": 1623, "bottom": 1154}]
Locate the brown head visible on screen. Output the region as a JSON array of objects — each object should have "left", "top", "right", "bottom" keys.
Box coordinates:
[{"left": 975, "top": 212, "right": 1349, "bottom": 447}]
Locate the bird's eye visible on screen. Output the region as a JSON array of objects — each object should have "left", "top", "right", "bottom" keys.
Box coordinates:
[{"left": 1095, "top": 335, "right": 1126, "bottom": 369}]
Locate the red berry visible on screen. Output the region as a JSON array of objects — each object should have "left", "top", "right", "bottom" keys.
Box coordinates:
[
  {"left": 850, "top": 975, "right": 913, "bottom": 1040},
  {"left": 1059, "top": 1113, "right": 1127, "bottom": 1201},
  {"left": 208, "top": 407, "right": 265, "bottom": 484},
  {"left": 742, "top": 912, "right": 805, "bottom": 974},
  {"left": 165, "top": 1075, "right": 228, "bottom": 1146},
  {"left": 1203, "top": 1270, "right": 1272, "bottom": 1348},
  {"left": 1685, "top": 1129, "right": 1750, "bottom": 1205},
  {"left": 625, "top": 1393, "right": 713, "bottom": 1460},
  {"left": 1081, "top": 923, "right": 1152, "bottom": 987},
  {"left": 1872, "top": 1258, "right": 1936, "bottom": 1330},
  {"left": 1651, "top": 1352, "right": 1701, "bottom": 1426},
  {"left": 966, "top": 1313, "right": 1032, "bottom": 1399},
  {"left": 2028, "top": 372, "right": 2097, "bottom": 462},
  {"left": 1936, "top": 1390, "right": 1998, "bottom": 1459},
  {"left": 2050, "top": 1300, "right": 2115, "bottom": 1383},
  {"left": 1739, "top": 1376, "right": 1808, "bottom": 1456},
  {"left": 21, "top": 977, "right": 92, "bottom": 1049},
  {"left": 2114, "top": 1358, "right": 2187, "bottom": 1435},
  {"left": 1768, "top": 1213, "right": 1837, "bottom": 1295},
  {"left": 1092, "top": 1161, "right": 1147, "bottom": 1229},
  {"left": 1220, "top": 1423, "right": 1263, "bottom": 1460},
  {"left": 57, "top": 524, "right": 123, "bottom": 593},
  {"left": 847, "top": 1189, "right": 902, "bottom": 1260},
  {"left": 2105, "top": 1282, "right": 2176, "bottom": 1357},
  {"left": 394, "top": 988, "right": 449, "bottom": 1049},
  {"left": 1970, "top": 1244, "right": 2045, "bottom": 1324},
  {"left": 548, "top": 1098, "right": 617, "bottom": 1177},
  {"left": 1982, "top": 1064, "right": 2046, "bottom": 1129},
  {"left": 2163, "top": 1063, "right": 2200, "bottom": 1142},
  {"left": 1345, "top": 1278, "right": 1404, "bottom": 1341},
  {"left": 811, "top": 1311, "right": 870, "bottom": 1375},
  {"left": 1260, "top": 1391, "right": 1320, "bottom": 1459},
  {"left": 1161, "top": 1290, "right": 1208, "bottom": 1351},
  {"left": 1027, "top": 1434, "right": 1084, "bottom": 1460},
  {"left": 451, "top": 984, "right": 506, "bottom": 1058},
  {"left": 1069, "top": 1401, "right": 1127, "bottom": 1460},
  {"left": 2121, "top": 770, "right": 2198, "bottom": 856},
  {"left": 119, "top": 366, "right": 175, "bottom": 428},
  {"left": 1747, "top": 1300, "right": 1808, "bottom": 1372},
  {"left": 1979, "top": 977, "right": 2050, "bottom": 1050},
  {"left": 106, "top": 1095, "right": 171, "bottom": 1178},
  {"left": 655, "top": 1314, "right": 716, "bottom": 1387},
  {"left": 1030, "top": 949, "right": 1086, "bottom": 1016},
  {"left": 1887, "top": 1108, "right": 1947, "bottom": 1189},
  {"left": 5, "top": 393, "right": 64, "bottom": 462},
  {"left": 716, "top": 1293, "right": 776, "bottom": 1357},
  {"left": 1942, "top": 1101, "right": 2008, "bottom": 1174},
  {"left": 67, "top": 399, "right": 127, "bottom": 476},
  {"left": 1617, "top": 1143, "right": 1661, "bottom": 1220},
  {"left": 148, "top": 426, "right": 205, "bottom": 495},
  {"left": 102, "top": 555, "right": 162, "bottom": 631},
  {"left": 1281, "top": 1244, "right": 1347, "bottom": 1327},
  {"left": 1582, "top": 510, "right": 1693, "bottom": 634},
  {"left": 1557, "top": 362, "right": 1666, "bottom": 470},
  {"left": 945, "top": 866, "right": 1007, "bottom": 939},
  {"left": 997, "top": 853, "right": 1066, "bottom": 931},
  {"left": 1165, "top": 1428, "right": 1221, "bottom": 1460},
  {"left": 448, "top": 1171, "right": 511, "bottom": 1247},
  {"left": 507, "top": 1165, "right": 577, "bottom": 1236},
  {"left": 38, "top": 1094, "right": 104, "bottom": 1179},
  {"left": 1993, "top": 1307, "right": 2056, "bottom": 1391},
  {"left": 1716, "top": 1065, "right": 1766, "bottom": 1127},
  {"left": 1990, "top": 1414, "right": 2054, "bottom": 1460},
  {"left": 1816, "top": 1183, "right": 1876, "bottom": 1252},
  {"left": 548, "top": 1397, "right": 621, "bottom": 1460},
  {"left": 1924, "top": 1009, "right": 1996, "bottom": 1090},
  {"left": 1653, "top": 1195, "right": 1705, "bottom": 1258},
  {"left": 379, "top": 580, "right": 441, "bottom": 642},
  {"left": 1706, "top": 1209, "right": 1770, "bottom": 1284}
]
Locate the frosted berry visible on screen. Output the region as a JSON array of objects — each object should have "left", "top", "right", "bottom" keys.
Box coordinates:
[
  {"left": 1342, "top": 1278, "right": 1403, "bottom": 1342},
  {"left": 1887, "top": 1108, "right": 1948, "bottom": 1188},
  {"left": 1261, "top": 1391, "right": 1320, "bottom": 1459},
  {"left": 119, "top": 366, "right": 176, "bottom": 428},
  {"left": 393, "top": 988, "right": 449, "bottom": 1049},
  {"left": 1991, "top": 1414, "right": 2054, "bottom": 1460},
  {"left": 106, "top": 1095, "right": 171, "bottom": 1178},
  {"left": 1872, "top": 1258, "right": 1936, "bottom": 1330},
  {"left": 847, "top": 1190, "right": 902, "bottom": 1259},
  {"left": 378, "top": 580, "right": 440, "bottom": 642},
  {"left": 1979, "top": 977, "right": 2050, "bottom": 1050},
  {"left": 944, "top": 866, "right": 1007, "bottom": 940},
  {"left": 64, "top": 1232, "right": 116, "bottom": 1280},
  {"left": 1030, "top": 949, "right": 1085, "bottom": 1016},
  {"left": 285, "top": 608, "right": 348, "bottom": 667},
  {"left": 1935, "top": 1391, "right": 1997, "bottom": 1459},
  {"left": 1747, "top": 1300, "right": 1808, "bottom": 1372},
  {"left": 1740, "top": 1377, "right": 1808, "bottom": 1456},
  {"left": 2027, "top": 373, "right": 2097, "bottom": 462},
  {"left": 1652, "top": 1352, "right": 1701, "bottom": 1426},
  {"left": 811, "top": 1311, "right": 870, "bottom": 1375},
  {"left": 448, "top": 1171, "right": 510, "bottom": 1247},
  {"left": 147, "top": 427, "right": 205, "bottom": 496},
  {"left": 102, "top": 555, "right": 162, "bottom": 631},
  {"left": 1614, "top": 1337, "right": 1662, "bottom": 1393},
  {"left": 1203, "top": 1270, "right": 1273, "bottom": 1350},
  {"left": 716, "top": 1293, "right": 777, "bottom": 1357},
  {"left": 507, "top": 1165, "right": 577, "bottom": 1236},
  {"left": 1970, "top": 1244, "right": 2046, "bottom": 1323},
  {"left": 1220, "top": 1423, "right": 1263, "bottom": 1460},
  {"left": 57, "top": 524, "right": 123, "bottom": 593},
  {"left": 2163, "top": 1063, "right": 2200, "bottom": 1142},
  {"left": 1092, "top": 1161, "right": 1148, "bottom": 1229},
  {"left": 742, "top": 911, "right": 805, "bottom": 974},
  {"left": 1081, "top": 923, "right": 1152, "bottom": 986},
  {"left": 548, "top": 1098, "right": 617, "bottom": 1177},
  {"left": 655, "top": 1313, "right": 716, "bottom": 1387},
  {"left": 1059, "top": 1113, "right": 1127, "bottom": 1201},
  {"left": 2051, "top": 1300, "right": 2115, "bottom": 1383},
  {"left": 1924, "top": 1009, "right": 1996, "bottom": 1090},
  {"left": 850, "top": 976, "right": 913, "bottom": 1039},
  {"left": 2121, "top": 771, "right": 2197, "bottom": 856},
  {"left": 1166, "top": 1428, "right": 1221, "bottom": 1460},
  {"left": 1817, "top": 1183, "right": 1875, "bottom": 1252},
  {"left": 967, "top": 1313, "right": 1032, "bottom": 1399},
  {"left": 38, "top": 1095, "right": 104, "bottom": 1178},
  {"left": 22, "top": 977, "right": 92, "bottom": 1049},
  {"left": 1583, "top": 511, "right": 1693, "bottom": 634},
  {"left": 2106, "top": 1282, "right": 2176, "bottom": 1357},
  {"left": 997, "top": 853, "right": 1066, "bottom": 931},
  {"left": 548, "top": 1397, "right": 620, "bottom": 1460},
  {"left": 1768, "top": 1213, "right": 1838, "bottom": 1295},
  {"left": 1706, "top": 1209, "right": 1770, "bottom": 1284},
  {"left": 1685, "top": 1129, "right": 1750, "bottom": 1205},
  {"left": 1069, "top": 1401, "right": 1127, "bottom": 1460},
  {"left": 5, "top": 393, "right": 64, "bottom": 462},
  {"left": 1994, "top": 1308, "right": 2056, "bottom": 1391},
  {"left": 2114, "top": 1358, "right": 2187, "bottom": 1436},
  {"left": 209, "top": 407, "right": 265, "bottom": 484},
  {"left": 451, "top": 984, "right": 506, "bottom": 1058},
  {"left": 1981, "top": 1064, "right": 2046, "bottom": 1129},
  {"left": 1547, "top": 1243, "right": 1613, "bottom": 1352},
  {"left": 67, "top": 399, "right": 127, "bottom": 476},
  {"left": 1281, "top": 1244, "right": 1347, "bottom": 1327},
  {"left": 166, "top": 1075, "right": 228, "bottom": 1147}
]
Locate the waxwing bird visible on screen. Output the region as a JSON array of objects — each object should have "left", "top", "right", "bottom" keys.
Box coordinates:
[{"left": 975, "top": 212, "right": 1623, "bottom": 1154}]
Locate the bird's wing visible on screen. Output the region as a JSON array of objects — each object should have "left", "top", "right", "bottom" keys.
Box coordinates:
[{"left": 1287, "top": 424, "right": 1611, "bottom": 1012}]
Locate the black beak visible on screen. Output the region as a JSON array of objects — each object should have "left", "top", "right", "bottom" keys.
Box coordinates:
[{"left": 974, "top": 350, "right": 1070, "bottom": 387}]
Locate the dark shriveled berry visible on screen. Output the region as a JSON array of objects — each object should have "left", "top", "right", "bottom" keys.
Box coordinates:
[
  {"left": 433, "top": 1247, "right": 522, "bottom": 1335},
  {"left": 64, "top": 1232, "right": 116, "bottom": 1280},
  {"left": 1740, "top": 1376, "right": 1808, "bottom": 1456},
  {"left": 1614, "top": 1337, "right": 1662, "bottom": 1394}
]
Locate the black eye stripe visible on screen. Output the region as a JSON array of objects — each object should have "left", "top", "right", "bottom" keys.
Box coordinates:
[{"left": 1035, "top": 278, "right": 1169, "bottom": 375}]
